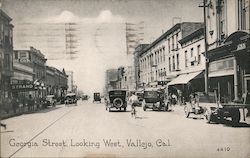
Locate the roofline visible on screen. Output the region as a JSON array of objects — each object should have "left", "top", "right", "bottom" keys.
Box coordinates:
[
  {"left": 178, "top": 27, "right": 204, "bottom": 45},
  {"left": 0, "top": 9, "right": 12, "bottom": 21},
  {"left": 139, "top": 22, "right": 203, "bottom": 56},
  {"left": 142, "top": 23, "right": 181, "bottom": 54}
]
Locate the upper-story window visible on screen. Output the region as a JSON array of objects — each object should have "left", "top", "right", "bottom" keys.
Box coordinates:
[
  {"left": 169, "top": 57, "right": 171, "bottom": 72},
  {"left": 163, "top": 47, "right": 165, "bottom": 62},
  {"left": 176, "top": 53, "right": 179, "bottom": 70},
  {"left": 238, "top": 0, "right": 250, "bottom": 31},
  {"left": 197, "top": 45, "right": 201, "bottom": 64},
  {"left": 172, "top": 55, "right": 175, "bottom": 70},
  {"left": 185, "top": 50, "right": 188, "bottom": 67},
  {"left": 176, "top": 33, "right": 179, "bottom": 49},
  {"left": 0, "top": 24, "right": 3, "bottom": 45},
  {"left": 190, "top": 48, "right": 194, "bottom": 57},
  {"left": 171, "top": 36, "right": 174, "bottom": 50},
  {"left": 217, "top": 0, "right": 227, "bottom": 41},
  {"left": 168, "top": 38, "right": 170, "bottom": 53}
]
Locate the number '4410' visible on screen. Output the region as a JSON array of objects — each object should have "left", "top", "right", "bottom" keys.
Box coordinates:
[{"left": 217, "top": 147, "right": 230, "bottom": 152}]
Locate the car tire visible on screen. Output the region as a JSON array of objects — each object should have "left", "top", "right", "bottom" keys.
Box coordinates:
[
  {"left": 230, "top": 109, "right": 240, "bottom": 124},
  {"left": 143, "top": 106, "right": 146, "bottom": 111},
  {"left": 113, "top": 98, "right": 123, "bottom": 108},
  {"left": 124, "top": 107, "right": 126, "bottom": 111}
]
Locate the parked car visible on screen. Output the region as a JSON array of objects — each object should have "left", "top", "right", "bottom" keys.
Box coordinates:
[
  {"left": 93, "top": 92, "right": 101, "bottom": 103},
  {"left": 105, "top": 90, "right": 127, "bottom": 112},
  {"left": 65, "top": 93, "right": 77, "bottom": 105},
  {"left": 45, "top": 95, "right": 56, "bottom": 107},
  {"left": 143, "top": 88, "right": 169, "bottom": 111}
]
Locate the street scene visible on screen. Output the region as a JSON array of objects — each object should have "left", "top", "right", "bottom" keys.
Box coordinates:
[
  {"left": 0, "top": 0, "right": 250, "bottom": 157},
  {"left": 1, "top": 100, "right": 250, "bottom": 158}
]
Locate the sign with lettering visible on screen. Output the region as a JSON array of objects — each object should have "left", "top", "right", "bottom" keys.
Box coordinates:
[
  {"left": 11, "top": 83, "right": 35, "bottom": 91},
  {"left": 237, "top": 43, "right": 246, "bottom": 51}
]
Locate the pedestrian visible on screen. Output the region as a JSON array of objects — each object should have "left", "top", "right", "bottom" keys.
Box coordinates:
[
  {"left": 129, "top": 92, "right": 139, "bottom": 118},
  {"left": 27, "top": 95, "right": 34, "bottom": 112},
  {"left": 20, "top": 96, "right": 26, "bottom": 113},
  {"left": 11, "top": 97, "right": 19, "bottom": 114}
]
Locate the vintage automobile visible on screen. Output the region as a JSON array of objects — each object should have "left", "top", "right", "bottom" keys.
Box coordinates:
[
  {"left": 45, "top": 95, "right": 56, "bottom": 107},
  {"left": 142, "top": 88, "right": 169, "bottom": 111},
  {"left": 105, "top": 90, "right": 127, "bottom": 112},
  {"left": 65, "top": 93, "right": 77, "bottom": 105},
  {"left": 93, "top": 92, "right": 101, "bottom": 103}
]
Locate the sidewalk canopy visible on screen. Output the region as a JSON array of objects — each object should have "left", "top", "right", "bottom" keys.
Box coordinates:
[{"left": 167, "top": 71, "right": 203, "bottom": 86}]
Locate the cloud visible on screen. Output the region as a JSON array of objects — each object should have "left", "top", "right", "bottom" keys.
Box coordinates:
[{"left": 43, "top": 10, "right": 124, "bottom": 24}]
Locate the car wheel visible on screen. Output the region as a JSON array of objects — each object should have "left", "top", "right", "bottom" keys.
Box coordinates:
[
  {"left": 230, "top": 109, "right": 240, "bottom": 124},
  {"left": 108, "top": 108, "right": 111, "bottom": 112},
  {"left": 184, "top": 105, "right": 190, "bottom": 118},
  {"left": 124, "top": 107, "right": 126, "bottom": 111},
  {"left": 143, "top": 106, "right": 146, "bottom": 111}
]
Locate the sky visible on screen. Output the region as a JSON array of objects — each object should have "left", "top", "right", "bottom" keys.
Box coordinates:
[{"left": 1, "top": 0, "right": 203, "bottom": 95}]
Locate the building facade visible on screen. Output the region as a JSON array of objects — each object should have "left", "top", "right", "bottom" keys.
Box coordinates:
[
  {"left": 138, "top": 22, "right": 203, "bottom": 88},
  {"left": 205, "top": 0, "right": 249, "bottom": 102},
  {"left": 0, "top": 9, "right": 14, "bottom": 98},
  {"left": 11, "top": 54, "right": 35, "bottom": 98},
  {"left": 167, "top": 27, "right": 206, "bottom": 99},
  {"left": 14, "top": 47, "right": 47, "bottom": 97},
  {"left": 66, "top": 71, "right": 73, "bottom": 93}
]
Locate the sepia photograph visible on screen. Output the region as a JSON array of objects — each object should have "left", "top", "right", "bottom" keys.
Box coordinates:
[{"left": 0, "top": 0, "right": 249, "bottom": 157}]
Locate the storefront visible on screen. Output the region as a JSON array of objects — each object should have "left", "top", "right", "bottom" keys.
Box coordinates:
[
  {"left": 167, "top": 71, "right": 204, "bottom": 102},
  {"left": 207, "top": 31, "right": 250, "bottom": 102}
]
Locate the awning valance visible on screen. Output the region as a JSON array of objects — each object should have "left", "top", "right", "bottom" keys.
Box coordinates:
[{"left": 167, "top": 71, "right": 203, "bottom": 86}]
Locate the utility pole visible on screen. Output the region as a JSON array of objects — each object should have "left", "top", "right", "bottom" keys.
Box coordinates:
[{"left": 199, "top": 0, "right": 209, "bottom": 94}]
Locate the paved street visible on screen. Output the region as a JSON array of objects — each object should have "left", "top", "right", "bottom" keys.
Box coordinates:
[{"left": 1, "top": 100, "right": 250, "bottom": 158}]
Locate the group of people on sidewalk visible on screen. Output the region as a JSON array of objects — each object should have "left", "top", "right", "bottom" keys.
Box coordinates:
[{"left": 0, "top": 94, "right": 48, "bottom": 130}]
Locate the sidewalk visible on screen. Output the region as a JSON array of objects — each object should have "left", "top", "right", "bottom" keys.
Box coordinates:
[{"left": 0, "top": 103, "right": 61, "bottom": 120}]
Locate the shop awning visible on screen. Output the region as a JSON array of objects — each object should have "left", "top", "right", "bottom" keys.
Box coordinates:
[{"left": 167, "top": 71, "right": 203, "bottom": 86}]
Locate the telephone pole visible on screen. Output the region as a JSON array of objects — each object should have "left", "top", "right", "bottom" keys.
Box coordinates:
[{"left": 199, "top": 0, "right": 209, "bottom": 93}]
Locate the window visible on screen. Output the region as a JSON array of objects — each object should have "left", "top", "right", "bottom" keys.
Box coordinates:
[
  {"left": 0, "top": 24, "right": 3, "bottom": 44},
  {"left": 172, "top": 56, "right": 175, "bottom": 70},
  {"left": 185, "top": 50, "right": 188, "bottom": 67},
  {"left": 155, "top": 52, "right": 157, "bottom": 65},
  {"left": 197, "top": 45, "right": 201, "bottom": 64},
  {"left": 168, "top": 39, "right": 170, "bottom": 53},
  {"left": 163, "top": 47, "right": 165, "bottom": 62},
  {"left": 238, "top": 0, "right": 250, "bottom": 31},
  {"left": 217, "top": 0, "right": 226, "bottom": 40},
  {"left": 191, "top": 48, "right": 194, "bottom": 57},
  {"left": 14, "top": 52, "right": 18, "bottom": 59},
  {"left": 4, "top": 54, "right": 10, "bottom": 70},
  {"left": 171, "top": 36, "right": 174, "bottom": 50},
  {"left": 169, "top": 57, "right": 171, "bottom": 72},
  {"left": 176, "top": 53, "right": 179, "bottom": 70},
  {"left": 176, "top": 33, "right": 179, "bottom": 49}
]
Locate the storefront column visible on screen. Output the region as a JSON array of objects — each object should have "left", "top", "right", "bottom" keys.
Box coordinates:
[{"left": 233, "top": 57, "right": 239, "bottom": 100}]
